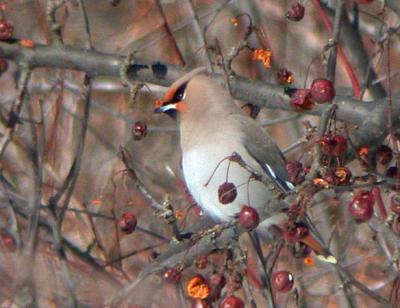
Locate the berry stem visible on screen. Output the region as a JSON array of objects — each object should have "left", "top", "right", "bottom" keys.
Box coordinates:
[{"left": 311, "top": 0, "right": 361, "bottom": 98}]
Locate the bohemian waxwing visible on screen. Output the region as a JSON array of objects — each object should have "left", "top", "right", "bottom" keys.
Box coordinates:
[
  {"left": 154, "top": 68, "right": 336, "bottom": 263},
  {"left": 154, "top": 67, "right": 293, "bottom": 222}
]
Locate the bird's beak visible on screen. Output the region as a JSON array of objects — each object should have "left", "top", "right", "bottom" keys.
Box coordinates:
[{"left": 154, "top": 100, "right": 177, "bottom": 114}]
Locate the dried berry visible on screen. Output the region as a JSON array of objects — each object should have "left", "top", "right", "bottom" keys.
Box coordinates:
[
  {"left": 118, "top": 212, "right": 137, "bottom": 234},
  {"left": 349, "top": 191, "right": 374, "bottom": 223},
  {"left": 196, "top": 255, "right": 208, "bottom": 270},
  {"left": 0, "top": 19, "right": 13, "bottom": 40},
  {"left": 187, "top": 275, "right": 211, "bottom": 300},
  {"left": 272, "top": 270, "right": 294, "bottom": 292},
  {"left": 277, "top": 68, "right": 294, "bottom": 84},
  {"left": 286, "top": 160, "right": 304, "bottom": 185},
  {"left": 219, "top": 295, "right": 244, "bottom": 308},
  {"left": 290, "top": 89, "right": 313, "bottom": 109},
  {"left": 164, "top": 268, "right": 181, "bottom": 283},
  {"left": 310, "top": 78, "right": 335, "bottom": 103},
  {"left": 133, "top": 121, "right": 147, "bottom": 140},
  {"left": 375, "top": 145, "right": 393, "bottom": 165},
  {"left": 390, "top": 194, "right": 400, "bottom": 215},
  {"left": 252, "top": 49, "right": 272, "bottom": 69},
  {"left": 284, "top": 223, "right": 309, "bottom": 242},
  {"left": 334, "top": 167, "right": 352, "bottom": 185},
  {"left": 238, "top": 205, "right": 259, "bottom": 230},
  {"left": 319, "top": 134, "right": 347, "bottom": 157},
  {"left": 218, "top": 182, "right": 237, "bottom": 204},
  {"left": 287, "top": 3, "right": 305, "bottom": 22}
]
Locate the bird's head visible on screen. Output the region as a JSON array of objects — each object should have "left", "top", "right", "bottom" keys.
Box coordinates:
[{"left": 154, "top": 67, "right": 233, "bottom": 120}]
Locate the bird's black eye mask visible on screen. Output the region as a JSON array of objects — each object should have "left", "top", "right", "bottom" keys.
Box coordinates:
[{"left": 154, "top": 82, "right": 189, "bottom": 118}]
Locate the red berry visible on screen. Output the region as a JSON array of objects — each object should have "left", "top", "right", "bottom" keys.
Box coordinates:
[
  {"left": 219, "top": 295, "right": 244, "bottom": 308},
  {"left": 218, "top": 182, "right": 237, "bottom": 204},
  {"left": 390, "top": 194, "right": 400, "bottom": 215},
  {"left": 332, "top": 135, "right": 347, "bottom": 156},
  {"left": 285, "top": 160, "right": 304, "bottom": 185},
  {"left": 375, "top": 145, "right": 393, "bottom": 165},
  {"left": 164, "top": 268, "right": 181, "bottom": 283},
  {"left": 118, "top": 212, "right": 137, "bottom": 234},
  {"left": 196, "top": 255, "right": 208, "bottom": 269},
  {"left": 319, "top": 134, "right": 348, "bottom": 157},
  {"left": 0, "top": 19, "right": 13, "bottom": 40},
  {"left": 238, "top": 205, "right": 259, "bottom": 230},
  {"left": 349, "top": 192, "right": 374, "bottom": 223},
  {"left": 290, "top": 89, "right": 313, "bottom": 109},
  {"left": 310, "top": 78, "right": 335, "bottom": 103},
  {"left": 287, "top": 3, "right": 305, "bottom": 22},
  {"left": 277, "top": 68, "right": 294, "bottom": 84},
  {"left": 334, "top": 167, "right": 352, "bottom": 185},
  {"left": 284, "top": 223, "right": 309, "bottom": 242},
  {"left": 1, "top": 231, "right": 16, "bottom": 252},
  {"left": 133, "top": 121, "right": 147, "bottom": 140},
  {"left": 272, "top": 270, "right": 294, "bottom": 292}
]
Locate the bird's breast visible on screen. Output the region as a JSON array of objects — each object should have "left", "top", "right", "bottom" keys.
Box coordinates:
[{"left": 182, "top": 141, "right": 272, "bottom": 222}]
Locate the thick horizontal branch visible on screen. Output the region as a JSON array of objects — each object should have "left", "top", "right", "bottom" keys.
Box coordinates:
[{"left": 0, "top": 41, "right": 397, "bottom": 151}]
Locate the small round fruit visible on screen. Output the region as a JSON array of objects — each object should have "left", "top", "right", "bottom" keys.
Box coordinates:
[
  {"left": 118, "top": 212, "right": 137, "bottom": 234},
  {"left": 285, "top": 160, "right": 303, "bottom": 185},
  {"left": 272, "top": 270, "right": 294, "bottom": 292},
  {"left": 290, "top": 89, "right": 313, "bottom": 109},
  {"left": 310, "top": 78, "right": 335, "bottom": 103},
  {"left": 219, "top": 295, "right": 244, "bottom": 308},
  {"left": 331, "top": 135, "right": 348, "bottom": 157},
  {"left": 287, "top": 3, "right": 305, "bottom": 22},
  {"left": 348, "top": 193, "right": 374, "bottom": 223},
  {"left": 334, "top": 167, "right": 352, "bottom": 185},
  {"left": 133, "top": 121, "right": 147, "bottom": 140},
  {"left": 218, "top": 182, "right": 237, "bottom": 204},
  {"left": 277, "top": 68, "right": 294, "bottom": 84},
  {"left": 238, "top": 205, "right": 260, "bottom": 230},
  {"left": 0, "top": 19, "right": 13, "bottom": 40},
  {"left": 164, "top": 268, "right": 181, "bottom": 283}
]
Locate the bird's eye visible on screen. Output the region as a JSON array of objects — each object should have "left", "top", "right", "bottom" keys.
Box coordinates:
[{"left": 172, "top": 82, "right": 187, "bottom": 102}]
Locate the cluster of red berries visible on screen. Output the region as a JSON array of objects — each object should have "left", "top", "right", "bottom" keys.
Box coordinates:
[{"left": 290, "top": 78, "right": 336, "bottom": 109}]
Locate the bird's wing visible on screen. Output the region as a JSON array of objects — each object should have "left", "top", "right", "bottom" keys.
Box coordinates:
[{"left": 230, "top": 114, "right": 293, "bottom": 192}]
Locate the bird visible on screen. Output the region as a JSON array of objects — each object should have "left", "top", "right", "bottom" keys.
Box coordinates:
[
  {"left": 154, "top": 67, "right": 291, "bottom": 222},
  {"left": 154, "top": 68, "right": 336, "bottom": 263}
]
